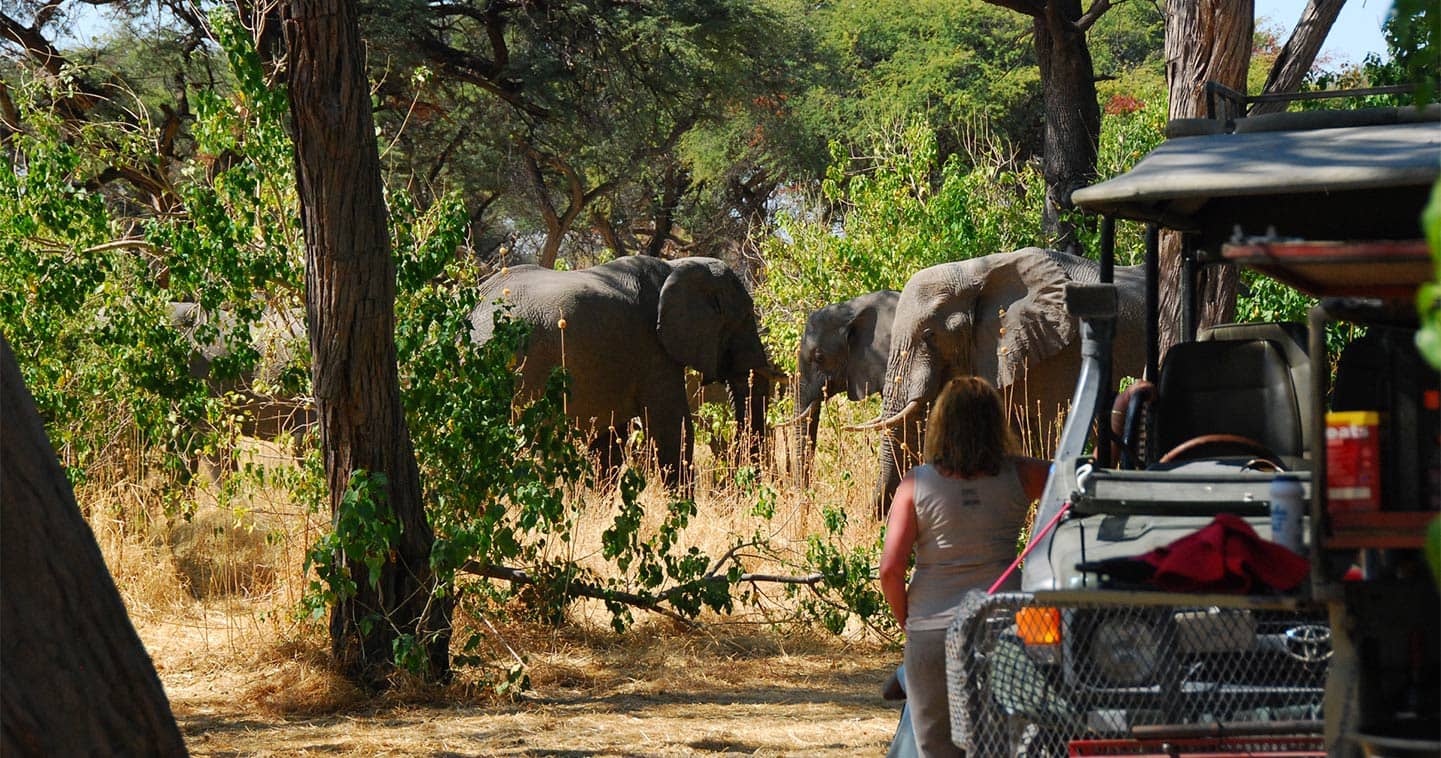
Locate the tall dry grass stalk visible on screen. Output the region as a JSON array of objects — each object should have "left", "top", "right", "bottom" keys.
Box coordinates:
[
  {"left": 82, "top": 402, "right": 892, "bottom": 687},
  {"left": 80, "top": 378, "right": 1092, "bottom": 716},
  {"left": 80, "top": 438, "right": 330, "bottom": 678}
]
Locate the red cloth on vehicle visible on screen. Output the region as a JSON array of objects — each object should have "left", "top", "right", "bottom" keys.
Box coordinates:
[{"left": 1137, "top": 513, "right": 1309, "bottom": 593}]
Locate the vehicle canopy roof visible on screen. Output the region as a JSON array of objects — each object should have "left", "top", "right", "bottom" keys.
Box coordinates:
[{"left": 1072, "top": 106, "right": 1441, "bottom": 250}]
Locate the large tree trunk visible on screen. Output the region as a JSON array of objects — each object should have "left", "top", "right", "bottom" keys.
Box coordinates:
[
  {"left": 1156, "top": 0, "right": 1253, "bottom": 355},
  {"left": 1034, "top": 0, "right": 1102, "bottom": 252},
  {"left": 1252, "top": 0, "right": 1345, "bottom": 116},
  {"left": 285, "top": 0, "right": 450, "bottom": 681},
  {"left": 1, "top": 336, "right": 188, "bottom": 756}
]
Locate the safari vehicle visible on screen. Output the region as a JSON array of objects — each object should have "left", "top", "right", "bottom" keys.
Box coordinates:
[{"left": 942, "top": 88, "right": 1441, "bottom": 757}]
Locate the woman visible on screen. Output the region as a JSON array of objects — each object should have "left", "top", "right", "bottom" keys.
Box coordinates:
[{"left": 879, "top": 376, "right": 1049, "bottom": 757}]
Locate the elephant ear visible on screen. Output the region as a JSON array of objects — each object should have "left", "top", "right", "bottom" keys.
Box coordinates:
[
  {"left": 973, "top": 248, "right": 1076, "bottom": 387},
  {"left": 844, "top": 306, "right": 882, "bottom": 399},
  {"left": 657, "top": 259, "right": 725, "bottom": 378}
]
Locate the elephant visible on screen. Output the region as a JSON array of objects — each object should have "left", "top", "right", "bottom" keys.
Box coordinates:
[
  {"left": 468, "top": 255, "right": 779, "bottom": 488},
  {"left": 788, "top": 290, "right": 899, "bottom": 484},
  {"left": 166, "top": 302, "right": 316, "bottom": 474},
  {"left": 859, "top": 248, "right": 1145, "bottom": 516}
]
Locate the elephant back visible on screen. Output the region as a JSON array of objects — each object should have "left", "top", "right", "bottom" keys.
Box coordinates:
[
  {"left": 1028, "top": 251, "right": 1147, "bottom": 381},
  {"left": 1042, "top": 250, "right": 1100, "bottom": 283}
]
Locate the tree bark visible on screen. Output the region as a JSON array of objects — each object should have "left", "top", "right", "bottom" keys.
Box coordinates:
[
  {"left": 1034, "top": 0, "right": 1103, "bottom": 251},
  {"left": 1157, "top": 0, "right": 1253, "bottom": 355},
  {"left": 1, "top": 336, "right": 189, "bottom": 757},
  {"left": 644, "top": 162, "right": 686, "bottom": 258},
  {"left": 1252, "top": 0, "right": 1345, "bottom": 116},
  {"left": 284, "top": 0, "right": 450, "bottom": 681}
]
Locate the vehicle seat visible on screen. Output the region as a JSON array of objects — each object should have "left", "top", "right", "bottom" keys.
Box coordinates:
[
  {"left": 1198, "top": 321, "right": 1312, "bottom": 451},
  {"left": 1151, "top": 338, "right": 1304, "bottom": 465}
]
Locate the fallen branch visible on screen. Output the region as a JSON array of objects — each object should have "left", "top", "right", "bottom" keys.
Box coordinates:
[{"left": 461, "top": 559, "right": 826, "bottom": 625}]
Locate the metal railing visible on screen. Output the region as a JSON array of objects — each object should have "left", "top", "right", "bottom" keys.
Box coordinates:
[{"left": 1204, "top": 80, "right": 1418, "bottom": 121}]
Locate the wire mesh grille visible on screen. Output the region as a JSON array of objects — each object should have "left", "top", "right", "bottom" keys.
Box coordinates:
[{"left": 946, "top": 591, "right": 1329, "bottom": 757}]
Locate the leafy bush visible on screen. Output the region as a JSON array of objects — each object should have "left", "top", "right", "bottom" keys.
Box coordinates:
[
  {"left": 754, "top": 119, "right": 1046, "bottom": 373},
  {"left": 0, "top": 10, "right": 301, "bottom": 500}
]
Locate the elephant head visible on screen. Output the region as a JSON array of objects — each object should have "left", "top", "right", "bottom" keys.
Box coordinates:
[
  {"left": 790, "top": 290, "right": 898, "bottom": 483},
  {"left": 862, "top": 248, "right": 1081, "bottom": 515},
  {"left": 165, "top": 301, "right": 315, "bottom": 477},
  {"left": 658, "top": 257, "right": 780, "bottom": 464}
]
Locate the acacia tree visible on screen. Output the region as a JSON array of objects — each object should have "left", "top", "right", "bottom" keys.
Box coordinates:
[
  {"left": 975, "top": 0, "right": 1119, "bottom": 250},
  {"left": 284, "top": 0, "right": 450, "bottom": 680},
  {"left": 360, "top": 0, "right": 805, "bottom": 267},
  {"left": 0, "top": 336, "right": 188, "bottom": 756},
  {"left": 1156, "top": 0, "right": 1342, "bottom": 353}
]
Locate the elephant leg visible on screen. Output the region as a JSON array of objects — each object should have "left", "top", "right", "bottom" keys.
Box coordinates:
[
  {"left": 644, "top": 381, "right": 694, "bottom": 494},
  {"left": 586, "top": 417, "right": 627, "bottom": 490}
]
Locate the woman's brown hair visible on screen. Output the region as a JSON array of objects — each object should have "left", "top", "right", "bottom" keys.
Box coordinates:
[{"left": 924, "top": 376, "right": 1015, "bottom": 477}]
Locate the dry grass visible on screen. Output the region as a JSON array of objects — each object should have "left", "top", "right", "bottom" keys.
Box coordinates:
[
  {"left": 138, "top": 607, "right": 898, "bottom": 756},
  {"left": 84, "top": 374, "right": 1074, "bottom": 755},
  {"left": 94, "top": 402, "right": 904, "bottom": 756}
]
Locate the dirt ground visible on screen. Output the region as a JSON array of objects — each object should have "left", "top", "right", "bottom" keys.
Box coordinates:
[{"left": 138, "top": 609, "right": 902, "bottom": 757}]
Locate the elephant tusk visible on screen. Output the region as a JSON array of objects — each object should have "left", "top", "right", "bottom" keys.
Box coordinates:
[
  {"left": 847, "top": 413, "right": 885, "bottom": 429},
  {"left": 785, "top": 399, "right": 821, "bottom": 426},
  {"left": 844, "top": 400, "right": 921, "bottom": 432}
]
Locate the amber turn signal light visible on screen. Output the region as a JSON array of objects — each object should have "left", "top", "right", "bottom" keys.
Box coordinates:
[{"left": 1016, "top": 607, "right": 1061, "bottom": 645}]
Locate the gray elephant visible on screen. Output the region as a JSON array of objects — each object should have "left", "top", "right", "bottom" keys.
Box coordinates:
[
  {"left": 789, "top": 290, "right": 899, "bottom": 483},
  {"left": 468, "top": 256, "right": 778, "bottom": 487},
  {"left": 165, "top": 302, "right": 315, "bottom": 477},
  {"left": 858, "top": 248, "right": 1145, "bottom": 515}
]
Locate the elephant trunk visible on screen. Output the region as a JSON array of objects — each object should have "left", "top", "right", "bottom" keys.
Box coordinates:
[
  {"left": 791, "top": 373, "right": 827, "bottom": 483},
  {"left": 789, "top": 375, "right": 825, "bottom": 427},
  {"left": 873, "top": 417, "right": 927, "bottom": 518},
  {"left": 871, "top": 345, "right": 932, "bottom": 518}
]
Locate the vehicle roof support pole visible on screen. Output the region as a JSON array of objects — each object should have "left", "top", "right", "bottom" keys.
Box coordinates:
[
  {"left": 1096, "top": 216, "right": 1115, "bottom": 467},
  {"left": 1024, "top": 282, "right": 1115, "bottom": 591},
  {"left": 1144, "top": 223, "right": 1160, "bottom": 382},
  {"left": 1182, "top": 236, "right": 1198, "bottom": 342}
]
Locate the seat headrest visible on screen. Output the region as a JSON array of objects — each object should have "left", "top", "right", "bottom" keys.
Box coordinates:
[{"left": 1154, "top": 339, "right": 1302, "bottom": 460}]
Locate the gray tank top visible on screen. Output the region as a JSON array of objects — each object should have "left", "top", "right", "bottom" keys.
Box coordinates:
[{"left": 905, "top": 461, "right": 1031, "bottom": 632}]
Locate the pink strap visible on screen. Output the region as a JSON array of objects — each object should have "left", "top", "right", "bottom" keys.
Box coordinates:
[{"left": 986, "top": 500, "right": 1073, "bottom": 595}]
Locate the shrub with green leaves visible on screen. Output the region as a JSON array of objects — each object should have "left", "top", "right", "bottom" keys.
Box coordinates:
[
  {"left": 754, "top": 120, "right": 1046, "bottom": 375},
  {"left": 0, "top": 10, "right": 302, "bottom": 499}
]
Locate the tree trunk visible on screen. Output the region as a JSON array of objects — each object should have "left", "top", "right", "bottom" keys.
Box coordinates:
[
  {"left": 284, "top": 0, "right": 450, "bottom": 681},
  {"left": 1156, "top": 0, "right": 1253, "bottom": 355},
  {"left": 0, "top": 336, "right": 189, "bottom": 757},
  {"left": 644, "top": 162, "right": 685, "bottom": 257},
  {"left": 1252, "top": 0, "right": 1345, "bottom": 116},
  {"left": 1034, "top": 0, "right": 1102, "bottom": 251}
]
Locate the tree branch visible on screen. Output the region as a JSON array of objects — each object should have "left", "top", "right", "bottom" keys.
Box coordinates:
[
  {"left": 0, "top": 11, "right": 67, "bottom": 79},
  {"left": 1077, "top": 0, "right": 1124, "bottom": 33},
  {"left": 1252, "top": 0, "right": 1344, "bottom": 116},
  {"left": 590, "top": 209, "right": 629, "bottom": 258},
  {"left": 522, "top": 146, "right": 561, "bottom": 235},
  {"left": 0, "top": 80, "right": 20, "bottom": 142},
  {"left": 464, "top": 561, "right": 698, "bottom": 627},
  {"left": 980, "top": 0, "right": 1044, "bottom": 19},
  {"left": 0, "top": 11, "right": 108, "bottom": 123},
  {"left": 425, "top": 123, "right": 474, "bottom": 185},
  {"left": 413, "top": 35, "right": 546, "bottom": 120},
  {"left": 462, "top": 559, "right": 826, "bottom": 625}
]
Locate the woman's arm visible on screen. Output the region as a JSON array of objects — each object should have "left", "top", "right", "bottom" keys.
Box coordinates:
[
  {"left": 879, "top": 473, "right": 919, "bottom": 629},
  {"left": 1015, "top": 456, "right": 1051, "bottom": 502}
]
